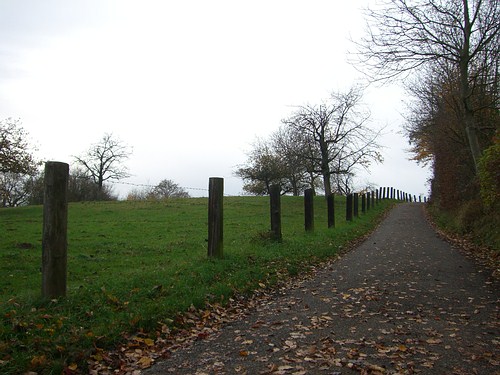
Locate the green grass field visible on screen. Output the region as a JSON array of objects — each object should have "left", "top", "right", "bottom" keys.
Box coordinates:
[{"left": 0, "top": 196, "right": 393, "bottom": 374}]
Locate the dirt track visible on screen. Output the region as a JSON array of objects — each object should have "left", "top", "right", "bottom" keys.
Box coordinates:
[{"left": 143, "top": 203, "right": 499, "bottom": 374}]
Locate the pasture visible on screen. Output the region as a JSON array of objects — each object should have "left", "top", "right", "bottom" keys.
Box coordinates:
[{"left": 0, "top": 196, "right": 393, "bottom": 373}]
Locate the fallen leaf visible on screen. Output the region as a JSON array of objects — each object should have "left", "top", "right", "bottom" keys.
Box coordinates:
[
  {"left": 137, "top": 356, "right": 153, "bottom": 368},
  {"left": 426, "top": 338, "right": 442, "bottom": 344},
  {"left": 30, "top": 355, "right": 47, "bottom": 367},
  {"left": 68, "top": 363, "right": 78, "bottom": 371}
]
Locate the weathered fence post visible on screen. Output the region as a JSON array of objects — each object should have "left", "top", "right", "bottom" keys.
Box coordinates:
[
  {"left": 208, "top": 177, "right": 224, "bottom": 258},
  {"left": 346, "top": 193, "right": 353, "bottom": 221},
  {"left": 304, "top": 188, "right": 314, "bottom": 232},
  {"left": 42, "top": 161, "right": 69, "bottom": 299},
  {"left": 367, "top": 191, "right": 371, "bottom": 211},
  {"left": 361, "top": 193, "right": 366, "bottom": 214},
  {"left": 353, "top": 193, "right": 359, "bottom": 217},
  {"left": 391, "top": 187, "right": 394, "bottom": 199},
  {"left": 382, "top": 187, "right": 386, "bottom": 199},
  {"left": 327, "top": 193, "right": 335, "bottom": 228},
  {"left": 270, "top": 185, "right": 282, "bottom": 241}
]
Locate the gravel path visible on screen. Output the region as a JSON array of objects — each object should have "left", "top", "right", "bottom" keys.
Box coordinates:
[{"left": 143, "top": 203, "right": 499, "bottom": 374}]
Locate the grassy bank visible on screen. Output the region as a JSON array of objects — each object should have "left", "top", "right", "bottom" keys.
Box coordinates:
[
  {"left": 1, "top": 196, "right": 393, "bottom": 374},
  {"left": 427, "top": 200, "right": 500, "bottom": 251}
]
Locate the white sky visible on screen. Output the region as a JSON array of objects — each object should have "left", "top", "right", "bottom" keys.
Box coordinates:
[{"left": 0, "top": 0, "right": 430, "bottom": 198}]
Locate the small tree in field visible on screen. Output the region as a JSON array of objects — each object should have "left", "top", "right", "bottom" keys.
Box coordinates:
[
  {"left": 150, "top": 179, "right": 190, "bottom": 199},
  {"left": 127, "top": 179, "right": 190, "bottom": 200},
  {"left": 234, "top": 139, "right": 289, "bottom": 196}
]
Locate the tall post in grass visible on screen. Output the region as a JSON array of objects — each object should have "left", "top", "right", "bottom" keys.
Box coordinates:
[
  {"left": 382, "top": 187, "right": 386, "bottom": 199},
  {"left": 304, "top": 188, "right": 314, "bottom": 232},
  {"left": 327, "top": 193, "right": 335, "bottom": 228},
  {"left": 361, "top": 194, "right": 366, "bottom": 213},
  {"left": 208, "top": 177, "right": 224, "bottom": 258},
  {"left": 270, "top": 184, "right": 282, "bottom": 241},
  {"left": 367, "top": 191, "right": 371, "bottom": 211},
  {"left": 42, "top": 161, "right": 69, "bottom": 299},
  {"left": 346, "top": 193, "right": 353, "bottom": 221},
  {"left": 375, "top": 190, "right": 379, "bottom": 205},
  {"left": 353, "top": 193, "right": 359, "bottom": 217}
]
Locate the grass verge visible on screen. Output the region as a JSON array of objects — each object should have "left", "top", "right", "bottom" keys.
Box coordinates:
[{"left": 0, "top": 196, "right": 394, "bottom": 374}]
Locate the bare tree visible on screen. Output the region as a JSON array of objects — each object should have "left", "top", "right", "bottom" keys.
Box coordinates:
[
  {"left": 74, "top": 133, "right": 131, "bottom": 191},
  {"left": 353, "top": 0, "right": 500, "bottom": 170},
  {"left": 0, "top": 173, "right": 32, "bottom": 207},
  {"left": 282, "top": 87, "right": 382, "bottom": 196}
]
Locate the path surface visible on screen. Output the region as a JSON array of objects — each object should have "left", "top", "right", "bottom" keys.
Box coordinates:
[{"left": 144, "top": 203, "right": 499, "bottom": 374}]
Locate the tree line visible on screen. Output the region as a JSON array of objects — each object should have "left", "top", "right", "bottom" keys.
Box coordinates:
[
  {"left": 0, "top": 127, "right": 189, "bottom": 207},
  {"left": 352, "top": 0, "right": 499, "bottom": 213}
]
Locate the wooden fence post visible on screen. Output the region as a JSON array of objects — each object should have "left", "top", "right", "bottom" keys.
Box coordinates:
[
  {"left": 327, "top": 193, "right": 335, "bottom": 228},
  {"left": 367, "top": 191, "right": 371, "bottom": 210},
  {"left": 353, "top": 193, "right": 359, "bottom": 217},
  {"left": 42, "top": 161, "right": 69, "bottom": 299},
  {"left": 361, "top": 194, "right": 366, "bottom": 213},
  {"left": 304, "top": 188, "right": 314, "bottom": 232},
  {"left": 382, "top": 187, "right": 386, "bottom": 199},
  {"left": 346, "top": 193, "right": 353, "bottom": 221},
  {"left": 270, "top": 185, "right": 282, "bottom": 241},
  {"left": 208, "top": 177, "right": 224, "bottom": 258}
]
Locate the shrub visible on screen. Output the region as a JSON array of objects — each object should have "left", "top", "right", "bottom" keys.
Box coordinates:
[{"left": 478, "top": 137, "right": 500, "bottom": 209}]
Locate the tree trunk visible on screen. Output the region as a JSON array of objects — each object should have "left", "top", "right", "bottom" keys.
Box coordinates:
[
  {"left": 322, "top": 171, "right": 332, "bottom": 197},
  {"left": 460, "top": 0, "right": 482, "bottom": 172}
]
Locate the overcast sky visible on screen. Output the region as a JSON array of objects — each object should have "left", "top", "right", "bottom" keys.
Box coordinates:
[{"left": 0, "top": 0, "right": 430, "bottom": 198}]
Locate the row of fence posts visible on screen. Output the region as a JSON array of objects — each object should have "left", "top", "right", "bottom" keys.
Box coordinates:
[
  {"left": 41, "top": 162, "right": 425, "bottom": 298},
  {"left": 207, "top": 180, "right": 426, "bottom": 260}
]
